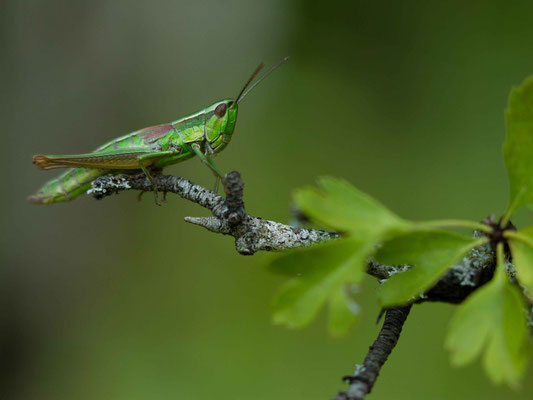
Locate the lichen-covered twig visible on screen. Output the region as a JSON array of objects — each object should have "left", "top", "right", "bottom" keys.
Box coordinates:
[
  {"left": 335, "top": 306, "right": 411, "bottom": 400},
  {"left": 89, "top": 171, "right": 336, "bottom": 255},
  {"left": 89, "top": 172, "right": 527, "bottom": 308}
]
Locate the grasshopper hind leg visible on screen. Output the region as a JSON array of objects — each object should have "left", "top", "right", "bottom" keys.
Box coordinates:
[
  {"left": 213, "top": 176, "right": 221, "bottom": 194},
  {"left": 137, "top": 150, "right": 179, "bottom": 206},
  {"left": 139, "top": 163, "right": 163, "bottom": 206}
]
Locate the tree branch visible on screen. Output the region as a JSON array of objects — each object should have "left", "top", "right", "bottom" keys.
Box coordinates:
[
  {"left": 335, "top": 306, "right": 412, "bottom": 400},
  {"left": 89, "top": 171, "right": 527, "bottom": 309},
  {"left": 88, "top": 171, "right": 337, "bottom": 255},
  {"left": 89, "top": 171, "right": 532, "bottom": 400}
]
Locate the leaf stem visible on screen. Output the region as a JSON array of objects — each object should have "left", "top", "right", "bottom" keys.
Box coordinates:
[
  {"left": 417, "top": 219, "right": 492, "bottom": 233},
  {"left": 494, "top": 242, "right": 506, "bottom": 283},
  {"left": 501, "top": 187, "right": 525, "bottom": 226},
  {"left": 472, "top": 237, "right": 491, "bottom": 248},
  {"left": 504, "top": 230, "right": 533, "bottom": 247}
]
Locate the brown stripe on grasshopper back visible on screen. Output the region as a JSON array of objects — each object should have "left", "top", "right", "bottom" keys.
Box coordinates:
[{"left": 137, "top": 124, "right": 175, "bottom": 144}]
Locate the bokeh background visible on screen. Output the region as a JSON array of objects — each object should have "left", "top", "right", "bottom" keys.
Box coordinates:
[{"left": 2, "top": 1, "right": 533, "bottom": 399}]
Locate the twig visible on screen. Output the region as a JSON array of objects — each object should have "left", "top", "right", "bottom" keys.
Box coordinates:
[
  {"left": 335, "top": 306, "right": 412, "bottom": 400},
  {"left": 88, "top": 171, "right": 337, "bottom": 255}
]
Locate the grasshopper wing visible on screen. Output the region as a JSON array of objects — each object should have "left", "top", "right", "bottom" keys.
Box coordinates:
[{"left": 32, "top": 149, "right": 153, "bottom": 170}]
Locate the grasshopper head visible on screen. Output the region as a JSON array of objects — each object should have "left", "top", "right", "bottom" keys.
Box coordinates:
[{"left": 205, "top": 99, "right": 238, "bottom": 153}]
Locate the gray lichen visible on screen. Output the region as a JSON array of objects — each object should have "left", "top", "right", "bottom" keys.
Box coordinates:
[
  {"left": 87, "top": 175, "right": 131, "bottom": 198},
  {"left": 449, "top": 242, "right": 494, "bottom": 288},
  {"left": 186, "top": 215, "right": 336, "bottom": 255}
]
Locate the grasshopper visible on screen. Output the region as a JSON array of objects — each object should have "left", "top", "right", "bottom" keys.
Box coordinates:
[{"left": 29, "top": 58, "right": 288, "bottom": 205}]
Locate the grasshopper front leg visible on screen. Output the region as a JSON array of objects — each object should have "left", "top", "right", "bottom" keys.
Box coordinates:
[
  {"left": 191, "top": 143, "right": 223, "bottom": 179},
  {"left": 191, "top": 142, "right": 225, "bottom": 194}
]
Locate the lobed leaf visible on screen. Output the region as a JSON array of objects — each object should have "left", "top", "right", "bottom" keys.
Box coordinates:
[
  {"left": 328, "top": 285, "right": 360, "bottom": 337},
  {"left": 376, "top": 230, "right": 483, "bottom": 306},
  {"left": 445, "top": 252, "right": 530, "bottom": 388},
  {"left": 503, "top": 76, "right": 533, "bottom": 213},
  {"left": 268, "top": 239, "right": 369, "bottom": 334},
  {"left": 295, "top": 176, "right": 410, "bottom": 240},
  {"left": 508, "top": 226, "right": 533, "bottom": 296}
]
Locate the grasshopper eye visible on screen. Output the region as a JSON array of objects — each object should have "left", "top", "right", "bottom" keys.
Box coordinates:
[{"left": 214, "top": 103, "right": 227, "bottom": 118}]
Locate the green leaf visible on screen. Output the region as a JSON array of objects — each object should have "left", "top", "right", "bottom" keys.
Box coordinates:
[
  {"left": 504, "top": 76, "right": 533, "bottom": 213},
  {"left": 328, "top": 285, "right": 360, "bottom": 337},
  {"left": 508, "top": 226, "right": 533, "bottom": 295},
  {"left": 268, "top": 239, "right": 368, "bottom": 334},
  {"left": 295, "top": 176, "right": 410, "bottom": 240},
  {"left": 445, "top": 254, "right": 530, "bottom": 388},
  {"left": 376, "top": 230, "right": 483, "bottom": 306}
]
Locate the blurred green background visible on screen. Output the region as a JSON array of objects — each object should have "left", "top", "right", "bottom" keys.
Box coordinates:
[{"left": 2, "top": 0, "right": 533, "bottom": 399}]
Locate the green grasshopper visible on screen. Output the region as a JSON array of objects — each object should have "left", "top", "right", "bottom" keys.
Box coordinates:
[{"left": 29, "top": 58, "right": 288, "bottom": 205}]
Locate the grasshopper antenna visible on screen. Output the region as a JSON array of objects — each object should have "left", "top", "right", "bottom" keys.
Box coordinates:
[
  {"left": 233, "top": 63, "right": 264, "bottom": 107},
  {"left": 232, "top": 56, "right": 289, "bottom": 108}
]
